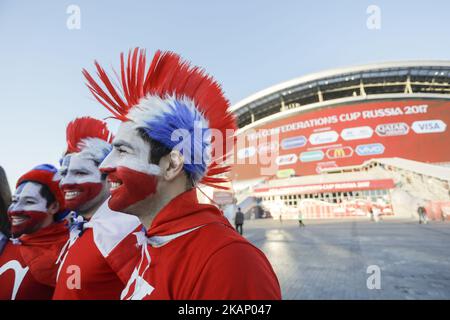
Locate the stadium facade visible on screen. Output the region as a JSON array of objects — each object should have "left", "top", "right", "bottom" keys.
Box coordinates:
[{"left": 228, "top": 61, "right": 450, "bottom": 220}]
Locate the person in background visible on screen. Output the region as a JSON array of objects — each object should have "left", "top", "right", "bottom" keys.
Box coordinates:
[
  {"left": 0, "top": 164, "right": 69, "bottom": 300},
  {"left": 418, "top": 205, "right": 428, "bottom": 224},
  {"left": 235, "top": 207, "right": 244, "bottom": 235},
  {"left": 0, "top": 166, "right": 11, "bottom": 239},
  {"left": 298, "top": 209, "right": 305, "bottom": 227},
  {"left": 53, "top": 117, "right": 142, "bottom": 300},
  {"left": 440, "top": 206, "right": 448, "bottom": 222}
]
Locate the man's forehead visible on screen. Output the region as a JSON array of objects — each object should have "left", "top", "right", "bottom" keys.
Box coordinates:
[
  {"left": 115, "top": 121, "right": 138, "bottom": 141},
  {"left": 63, "top": 152, "right": 97, "bottom": 169},
  {"left": 114, "top": 121, "right": 148, "bottom": 149},
  {"left": 15, "top": 181, "right": 42, "bottom": 197}
]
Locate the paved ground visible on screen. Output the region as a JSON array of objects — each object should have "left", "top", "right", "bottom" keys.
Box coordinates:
[{"left": 243, "top": 218, "right": 450, "bottom": 299}]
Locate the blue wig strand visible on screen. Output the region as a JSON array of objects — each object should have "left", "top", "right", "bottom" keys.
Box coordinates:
[{"left": 143, "top": 100, "right": 211, "bottom": 182}]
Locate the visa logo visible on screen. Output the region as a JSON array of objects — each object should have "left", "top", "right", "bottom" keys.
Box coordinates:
[{"left": 412, "top": 120, "right": 447, "bottom": 134}]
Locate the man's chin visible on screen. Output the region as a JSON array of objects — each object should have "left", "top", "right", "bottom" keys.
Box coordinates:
[
  {"left": 107, "top": 197, "right": 135, "bottom": 215},
  {"left": 108, "top": 194, "right": 152, "bottom": 216},
  {"left": 11, "top": 226, "right": 38, "bottom": 238}
]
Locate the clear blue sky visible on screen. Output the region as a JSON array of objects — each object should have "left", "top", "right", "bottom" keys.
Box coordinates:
[{"left": 1, "top": 0, "right": 450, "bottom": 188}]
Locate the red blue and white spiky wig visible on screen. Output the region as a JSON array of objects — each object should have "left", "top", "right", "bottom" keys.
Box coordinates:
[
  {"left": 82, "top": 48, "right": 237, "bottom": 189},
  {"left": 64, "top": 116, "right": 114, "bottom": 163}
]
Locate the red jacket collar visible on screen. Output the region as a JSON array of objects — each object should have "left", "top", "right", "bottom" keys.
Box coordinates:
[
  {"left": 19, "top": 221, "right": 69, "bottom": 246},
  {"left": 147, "top": 188, "right": 231, "bottom": 237},
  {"left": 18, "top": 222, "right": 70, "bottom": 287}
]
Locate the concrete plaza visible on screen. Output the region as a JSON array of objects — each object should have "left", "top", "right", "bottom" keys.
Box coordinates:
[{"left": 243, "top": 218, "right": 450, "bottom": 299}]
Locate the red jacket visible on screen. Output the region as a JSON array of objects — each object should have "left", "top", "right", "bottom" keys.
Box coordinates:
[
  {"left": 53, "top": 201, "right": 143, "bottom": 300},
  {"left": 0, "top": 222, "right": 69, "bottom": 300},
  {"left": 121, "top": 189, "right": 281, "bottom": 300}
]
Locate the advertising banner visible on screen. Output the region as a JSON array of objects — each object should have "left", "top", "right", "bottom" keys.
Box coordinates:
[{"left": 232, "top": 99, "right": 450, "bottom": 180}]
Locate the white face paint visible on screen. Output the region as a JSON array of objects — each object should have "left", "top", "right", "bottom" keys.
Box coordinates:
[
  {"left": 59, "top": 152, "right": 107, "bottom": 212},
  {"left": 59, "top": 153, "right": 102, "bottom": 185},
  {"left": 9, "top": 182, "right": 48, "bottom": 213},
  {"left": 8, "top": 181, "right": 53, "bottom": 236},
  {"left": 99, "top": 121, "right": 162, "bottom": 212},
  {"left": 100, "top": 121, "right": 161, "bottom": 176}
]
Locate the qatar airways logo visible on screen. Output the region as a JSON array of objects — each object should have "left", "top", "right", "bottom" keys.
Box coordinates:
[{"left": 376, "top": 123, "right": 409, "bottom": 137}]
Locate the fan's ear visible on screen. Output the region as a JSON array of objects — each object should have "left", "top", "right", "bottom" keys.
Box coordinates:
[
  {"left": 48, "top": 201, "right": 60, "bottom": 215},
  {"left": 161, "top": 150, "right": 185, "bottom": 182}
]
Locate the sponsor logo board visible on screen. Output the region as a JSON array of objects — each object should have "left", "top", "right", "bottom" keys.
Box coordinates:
[
  {"left": 309, "top": 131, "right": 339, "bottom": 145},
  {"left": 276, "top": 168, "right": 296, "bottom": 178},
  {"left": 316, "top": 162, "right": 338, "bottom": 174},
  {"left": 326, "top": 146, "right": 353, "bottom": 159},
  {"left": 281, "top": 136, "right": 307, "bottom": 150},
  {"left": 299, "top": 150, "right": 325, "bottom": 162},
  {"left": 411, "top": 120, "right": 447, "bottom": 134},
  {"left": 276, "top": 154, "right": 298, "bottom": 166},
  {"left": 356, "top": 143, "right": 385, "bottom": 156},
  {"left": 341, "top": 126, "right": 373, "bottom": 141},
  {"left": 375, "top": 122, "right": 409, "bottom": 137}
]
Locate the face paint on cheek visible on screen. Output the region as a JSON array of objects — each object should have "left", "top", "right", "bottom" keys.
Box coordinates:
[
  {"left": 106, "top": 166, "right": 158, "bottom": 212},
  {"left": 7, "top": 210, "right": 50, "bottom": 237},
  {"left": 61, "top": 182, "right": 103, "bottom": 211}
]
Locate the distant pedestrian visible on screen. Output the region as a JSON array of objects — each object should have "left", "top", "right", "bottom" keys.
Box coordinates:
[
  {"left": 441, "top": 207, "right": 448, "bottom": 222},
  {"left": 235, "top": 207, "right": 244, "bottom": 235},
  {"left": 418, "top": 206, "right": 428, "bottom": 224},
  {"left": 373, "top": 207, "right": 380, "bottom": 223},
  {"left": 369, "top": 207, "right": 374, "bottom": 222},
  {"left": 298, "top": 210, "right": 305, "bottom": 227},
  {"left": 279, "top": 213, "right": 283, "bottom": 224}
]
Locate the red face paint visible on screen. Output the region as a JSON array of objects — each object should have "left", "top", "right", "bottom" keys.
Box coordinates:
[
  {"left": 60, "top": 182, "right": 103, "bottom": 211},
  {"left": 101, "top": 166, "right": 158, "bottom": 212},
  {"left": 7, "top": 210, "right": 50, "bottom": 237}
]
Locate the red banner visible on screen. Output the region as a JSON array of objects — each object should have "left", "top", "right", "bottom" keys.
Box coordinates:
[{"left": 232, "top": 99, "right": 450, "bottom": 180}]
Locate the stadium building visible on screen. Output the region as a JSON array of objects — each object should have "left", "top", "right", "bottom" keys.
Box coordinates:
[{"left": 228, "top": 61, "right": 450, "bottom": 221}]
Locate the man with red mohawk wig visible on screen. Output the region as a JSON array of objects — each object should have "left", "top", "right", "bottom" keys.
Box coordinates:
[
  {"left": 53, "top": 117, "right": 143, "bottom": 300},
  {"left": 84, "top": 48, "right": 281, "bottom": 299},
  {"left": 0, "top": 164, "right": 69, "bottom": 300}
]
